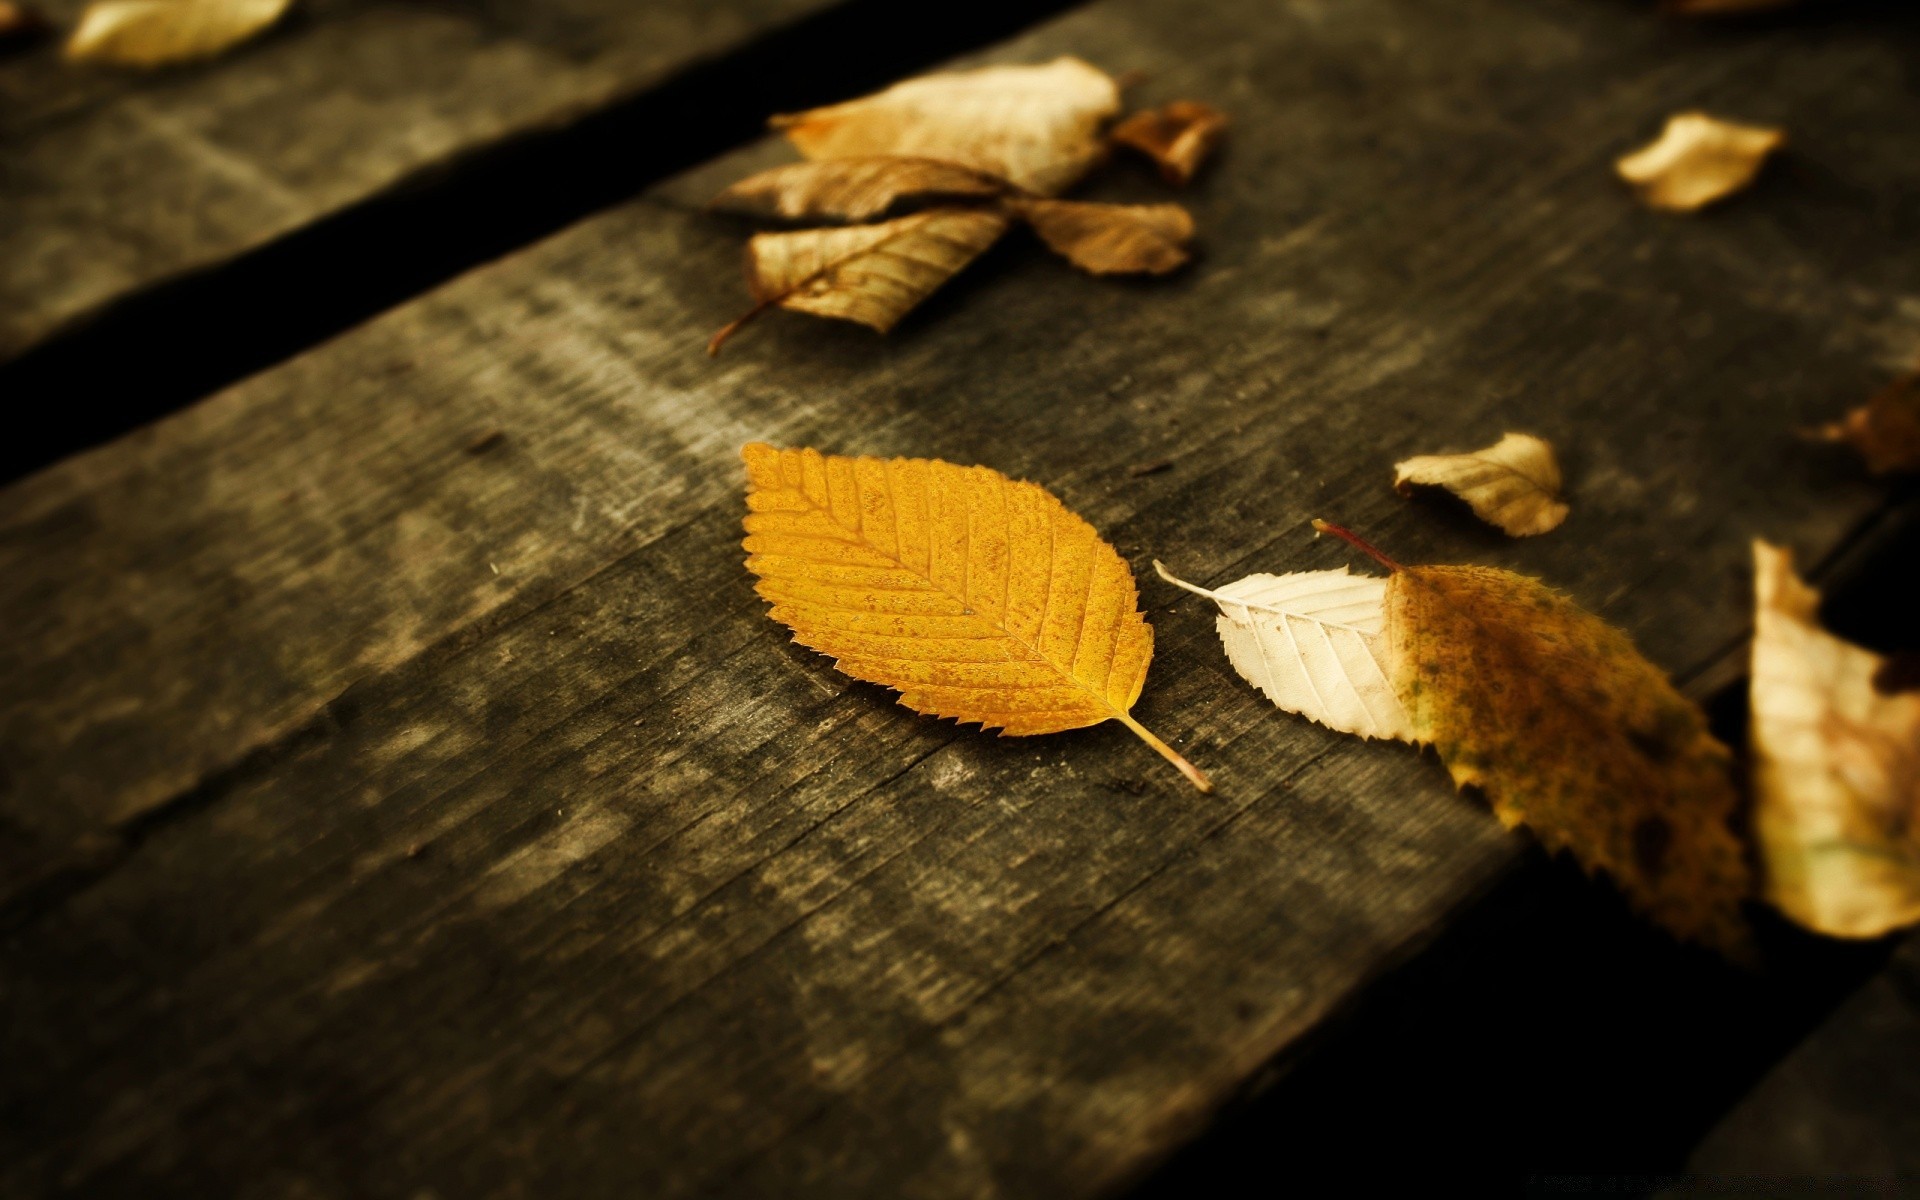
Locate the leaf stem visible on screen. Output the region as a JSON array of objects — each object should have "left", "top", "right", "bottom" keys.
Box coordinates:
[
  {"left": 1116, "top": 712, "right": 1214, "bottom": 792},
  {"left": 1311, "top": 519, "right": 1402, "bottom": 572},
  {"left": 707, "top": 298, "right": 775, "bottom": 356}
]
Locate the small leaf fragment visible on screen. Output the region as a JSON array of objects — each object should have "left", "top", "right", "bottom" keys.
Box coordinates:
[
  {"left": 1110, "top": 100, "right": 1227, "bottom": 185},
  {"left": 711, "top": 208, "right": 1012, "bottom": 353},
  {"left": 772, "top": 57, "right": 1122, "bottom": 196},
  {"left": 1155, "top": 561, "right": 1412, "bottom": 741},
  {"left": 742, "top": 444, "right": 1210, "bottom": 790},
  {"left": 1665, "top": 0, "right": 1800, "bottom": 13},
  {"left": 1015, "top": 198, "right": 1193, "bottom": 275},
  {"left": 1750, "top": 541, "right": 1920, "bottom": 939},
  {"left": 1393, "top": 432, "right": 1569, "bottom": 537},
  {"left": 1615, "top": 111, "right": 1784, "bottom": 212},
  {"left": 711, "top": 157, "right": 1013, "bottom": 223},
  {"left": 1812, "top": 370, "right": 1920, "bottom": 476},
  {"left": 66, "top": 0, "right": 291, "bottom": 67}
]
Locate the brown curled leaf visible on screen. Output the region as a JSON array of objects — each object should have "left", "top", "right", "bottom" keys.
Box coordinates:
[
  {"left": 1812, "top": 369, "right": 1920, "bottom": 475},
  {"left": 710, "top": 157, "right": 1014, "bottom": 224},
  {"left": 709, "top": 208, "right": 1012, "bottom": 354},
  {"left": 1015, "top": 198, "right": 1194, "bottom": 275},
  {"left": 1110, "top": 100, "right": 1227, "bottom": 185},
  {"left": 1615, "top": 111, "right": 1784, "bottom": 212},
  {"left": 772, "top": 57, "right": 1121, "bottom": 196},
  {"left": 1751, "top": 541, "right": 1920, "bottom": 939},
  {"left": 66, "top": 0, "right": 291, "bottom": 67},
  {"left": 1393, "top": 432, "right": 1569, "bottom": 537}
]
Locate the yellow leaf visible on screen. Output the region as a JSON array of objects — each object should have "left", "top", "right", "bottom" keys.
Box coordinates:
[
  {"left": 1110, "top": 100, "right": 1228, "bottom": 186},
  {"left": 66, "top": 0, "right": 290, "bottom": 67},
  {"left": 709, "top": 209, "right": 1012, "bottom": 354},
  {"left": 710, "top": 157, "right": 1013, "bottom": 224},
  {"left": 1155, "top": 561, "right": 1413, "bottom": 742},
  {"left": 1393, "top": 432, "right": 1569, "bottom": 537},
  {"left": 1812, "top": 369, "right": 1920, "bottom": 476},
  {"left": 742, "top": 444, "right": 1210, "bottom": 791},
  {"left": 1309, "top": 521, "right": 1751, "bottom": 956},
  {"left": 1751, "top": 541, "right": 1920, "bottom": 938},
  {"left": 772, "top": 58, "right": 1121, "bottom": 196},
  {"left": 1615, "top": 111, "right": 1784, "bottom": 212},
  {"left": 1014, "top": 199, "right": 1194, "bottom": 276}
]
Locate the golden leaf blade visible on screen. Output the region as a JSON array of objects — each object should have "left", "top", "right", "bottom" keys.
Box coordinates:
[
  {"left": 772, "top": 57, "right": 1121, "bottom": 196},
  {"left": 742, "top": 444, "right": 1210, "bottom": 791},
  {"left": 710, "top": 157, "right": 1014, "bottom": 223},
  {"left": 1015, "top": 199, "right": 1193, "bottom": 275},
  {"left": 1381, "top": 557, "right": 1751, "bottom": 956},
  {"left": 710, "top": 209, "right": 1012, "bottom": 354},
  {"left": 1751, "top": 541, "right": 1920, "bottom": 938},
  {"left": 1812, "top": 370, "right": 1920, "bottom": 476},
  {"left": 1393, "top": 431, "right": 1569, "bottom": 537},
  {"left": 1110, "top": 100, "right": 1227, "bottom": 186},
  {"left": 1155, "top": 561, "right": 1413, "bottom": 742},
  {"left": 1615, "top": 111, "right": 1784, "bottom": 212},
  {"left": 66, "top": 0, "right": 290, "bottom": 67}
]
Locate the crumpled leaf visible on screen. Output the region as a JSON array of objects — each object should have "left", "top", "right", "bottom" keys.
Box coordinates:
[
  {"left": 709, "top": 208, "right": 1012, "bottom": 354},
  {"left": 711, "top": 157, "right": 1012, "bottom": 223},
  {"left": 773, "top": 57, "right": 1121, "bottom": 196},
  {"left": 66, "top": 0, "right": 290, "bottom": 67},
  {"left": 1750, "top": 541, "right": 1920, "bottom": 939},
  {"left": 1393, "top": 431, "right": 1569, "bottom": 537},
  {"left": 0, "top": 0, "right": 48, "bottom": 43},
  {"left": 742, "top": 444, "right": 1211, "bottom": 790},
  {"left": 1293, "top": 522, "right": 1751, "bottom": 955},
  {"left": 1014, "top": 198, "right": 1194, "bottom": 275},
  {"left": 1812, "top": 369, "right": 1920, "bottom": 475},
  {"left": 1615, "top": 111, "right": 1784, "bottom": 212},
  {"left": 1154, "top": 561, "right": 1412, "bottom": 741},
  {"left": 1110, "top": 100, "right": 1227, "bottom": 185}
]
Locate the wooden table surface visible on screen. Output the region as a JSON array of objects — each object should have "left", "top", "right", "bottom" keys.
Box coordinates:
[
  {"left": 0, "top": 0, "right": 842, "bottom": 361},
  {"left": 3, "top": 0, "right": 1917, "bottom": 1194}
]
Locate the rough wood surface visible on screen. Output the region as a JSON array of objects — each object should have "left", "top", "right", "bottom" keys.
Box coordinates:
[
  {"left": 0, "top": 0, "right": 837, "bottom": 359},
  {"left": 1684, "top": 935, "right": 1920, "bottom": 1187},
  {"left": 4, "top": 0, "right": 1919, "bottom": 1194}
]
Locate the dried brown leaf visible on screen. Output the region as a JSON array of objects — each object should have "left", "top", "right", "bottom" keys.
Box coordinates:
[
  {"left": 710, "top": 157, "right": 1013, "bottom": 223},
  {"left": 1751, "top": 541, "right": 1920, "bottom": 938},
  {"left": 1812, "top": 370, "right": 1920, "bottom": 475},
  {"left": 66, "top": 0, "right": 290, "bottom": 66},
  {"left": 710, "top": 208, "right": 1012, "bottom": 354},
  {"left": 772, "top": 57, "right": 1121, "bottom": 196},
  {"left": 1307, "top": 522, "right": 1751, "bottom": 956},
  {"left": 1015, "top": 198, "right": 1193, "bottom": 275},
  {"left": 742, "top": 443, "right": 1210, "bottom": 790},
  {"left": 1394, "top": 432, "right": 1569, "bottom": 537},
  {"left": 1615, "top": 111, "right": 1784, "bottom": 212},
  {"left": 1110, "top": 100, "right": 1227, "bottom": 185}
]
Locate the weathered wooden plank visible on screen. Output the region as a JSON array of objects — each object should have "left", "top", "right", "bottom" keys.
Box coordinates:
[
  {"left": 0, "top": 0, "right": 845, "bottom": 360},
  {"left": 3, "top": 0, "right": 1918, "bottom": 1193},
  {"left": 1683, "top": 935, "right": 1920, "bottom": 1187}
]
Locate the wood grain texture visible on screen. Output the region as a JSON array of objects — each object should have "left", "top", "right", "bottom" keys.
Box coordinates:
[
  {"left": 0, "top": 0, "right": 836, "bottom": 359},
  {"left": 1684, "top": 935, "right": 1920, "bottom": 1186},
  {"left": 4, "top": 0, "right": 1920, "bottom": 1193}
]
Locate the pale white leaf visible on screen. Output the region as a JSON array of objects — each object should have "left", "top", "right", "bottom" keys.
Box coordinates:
[{"left": 1155, "top": 561, "right": 1413, "bottom": 742}]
